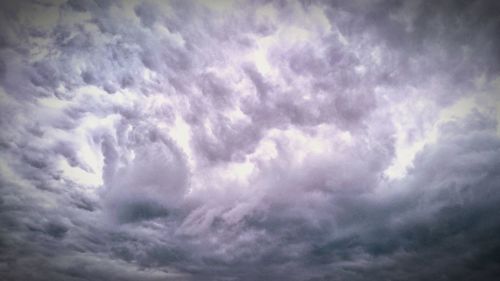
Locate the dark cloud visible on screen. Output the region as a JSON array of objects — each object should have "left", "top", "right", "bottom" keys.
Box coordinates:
[
  {"left": 323, "top": 0, "right": 500, "bottom": 104},
  {"left": 135, "top": 1, "right": 160, "bottom": 28}
]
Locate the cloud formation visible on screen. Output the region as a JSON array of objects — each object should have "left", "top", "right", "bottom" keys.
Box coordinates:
[{"left": 1, "top": 0, "right": 500, "bottom": 280}]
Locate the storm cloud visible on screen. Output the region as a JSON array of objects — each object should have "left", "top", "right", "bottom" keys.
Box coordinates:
[{"left": 1, "top": 0, "right": 500, "bottom": 280}]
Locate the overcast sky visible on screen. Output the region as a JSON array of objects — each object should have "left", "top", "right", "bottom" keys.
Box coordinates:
[{"left": 1, "top": 0, "right": 500, "bottom": 280}]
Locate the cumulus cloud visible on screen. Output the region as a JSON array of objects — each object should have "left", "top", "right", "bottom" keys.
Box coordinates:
[{"left": 1, "top": 0, "right": 500, "bottom": 280}]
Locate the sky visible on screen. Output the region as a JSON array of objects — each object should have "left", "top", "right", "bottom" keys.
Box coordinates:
[{"left": 1, "top": 0, "right": 500, "bottom": 280}]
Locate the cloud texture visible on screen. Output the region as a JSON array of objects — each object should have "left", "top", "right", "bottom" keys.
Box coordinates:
[{"left": 1, "top": 0, "right": 500, "bottom": 280}]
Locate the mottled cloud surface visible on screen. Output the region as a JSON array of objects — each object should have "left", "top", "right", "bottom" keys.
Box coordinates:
[{"left": 1, "top": 0, "right": 500, "bottom": 280}]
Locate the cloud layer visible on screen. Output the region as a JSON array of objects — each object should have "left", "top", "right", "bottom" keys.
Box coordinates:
[{"left": 1, "top": 0, "right": 500, "bottom": 280}]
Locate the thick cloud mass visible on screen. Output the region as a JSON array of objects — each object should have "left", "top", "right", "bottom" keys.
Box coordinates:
[{"left": 1, "top": 0, "right": 500, "bottom": 280}]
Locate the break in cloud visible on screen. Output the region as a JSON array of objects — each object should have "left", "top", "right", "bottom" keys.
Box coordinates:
[{"left": 1, "top": 0, "right": 500, "bottom": 280}]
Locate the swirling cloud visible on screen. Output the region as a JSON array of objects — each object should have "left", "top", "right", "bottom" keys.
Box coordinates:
[{"left": 1, "top": 0, "right": 500, "bottom": 280}]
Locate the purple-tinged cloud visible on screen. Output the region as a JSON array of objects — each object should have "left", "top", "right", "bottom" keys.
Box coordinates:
[{"left": 1, "top": 0, "right": 500, "bottom": 280}]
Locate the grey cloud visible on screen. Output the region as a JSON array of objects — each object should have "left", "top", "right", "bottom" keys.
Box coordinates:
[
  {"left": 198, "top": 72, "right": 233, "bottom": 108},
  {"left": 66, "top": 0, "right": 113, "bottom": 13},
  {"left": 299, "top": 112, "right": 500, "bottom": 280},
  {"left": 135, "top": 1, "right": 160, "bottom": 28},
  {"left": 243, "top": 63, "right": 271, "bottom": 100},
  {"left": 323, "top": 0, "right": 500, "bottom": 104},
  {"left": 192, "top": 114, "right": 262, "bottom": 162},
  {"left": 102, "top": 124, "right": 189, "bottom": 224},
  {"left": 1, "top": 0, "right": 500, "bottom": 280}
]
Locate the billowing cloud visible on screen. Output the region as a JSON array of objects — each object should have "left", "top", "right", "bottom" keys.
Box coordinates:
[{"left": 1, "top": 0, "right": 500, "bottom": 280}]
